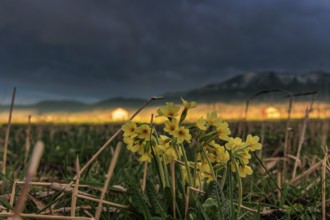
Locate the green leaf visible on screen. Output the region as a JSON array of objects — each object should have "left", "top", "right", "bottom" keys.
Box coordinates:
[
  {"left": 125, "top": 171, "right": 152, "bottom": 220},
  {"left": 146, "top": 179, "right": 167, "bottom": 217}
]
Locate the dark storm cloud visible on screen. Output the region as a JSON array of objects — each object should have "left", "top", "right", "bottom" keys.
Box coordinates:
[{"left": 1, "top": 0, "right": 330, "bottom": 103}]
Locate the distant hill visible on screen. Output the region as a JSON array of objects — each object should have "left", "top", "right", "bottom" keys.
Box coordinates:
[
  {"left": 3, "top": 70, "right": 329, "bottom": 112},
  {"left": 94, "top": 97, "right": 146, "bottom": 108},
  {"left": 165, "top": 70, "right": 330, "bottom": 102}
]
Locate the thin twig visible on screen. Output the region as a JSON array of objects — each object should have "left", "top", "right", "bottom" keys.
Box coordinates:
[
  {"left": 24, "top": 115, "right": 32, "bottom": 163},
  {"left": 71, "top": 157, "right": 80, "bottom": 217},
  {"left": 95, "top": 142, "right": 122, "bottom": 220},
  {"left": 2, "top": 87, "right": 16, "bottom": 175},
  {"left": 11, "top": 141, "right": 44, "bottom": 220}
]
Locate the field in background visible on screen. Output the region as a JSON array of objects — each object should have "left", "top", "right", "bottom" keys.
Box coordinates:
[
  {"left": 0, "top": 117, "right": 329, "bottom": 219},
  {"left": 1, "top": 101, "right": 330, "bottom": 123},
  {"left": 0, "top": 94, "right": 329, "bottom": 219}
]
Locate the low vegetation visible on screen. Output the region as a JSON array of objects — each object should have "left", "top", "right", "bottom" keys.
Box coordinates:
[{"left": 0, "top": 98, "right": 329, "bottom": 219}]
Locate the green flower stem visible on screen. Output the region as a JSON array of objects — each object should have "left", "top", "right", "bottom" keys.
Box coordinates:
[
  {"left": 161, "top": 155, "right": 170, "bottom": 187},
  {"left": 181, "top": 144, "right": 193, "bottom": 186},
  {"left": 228, "top": 154, "right": 235, "bottom": 219},
  {"left": 220, "top": 167, "right": 227, "bottom": 190},
  {"left": 193, "top": 144, "right": 199, "bottom": 188},
  {"left": 201, "top": 150, "right": 224, "bottom": 220},
  {"left": 155, "top": 154, "right": 166, "bottom": 189},
  {"left": 233, "top": 160, "right": 243, "bottom": 217},
  {"left": 174, "top": 145, "right": 186, "bottom": 195}
]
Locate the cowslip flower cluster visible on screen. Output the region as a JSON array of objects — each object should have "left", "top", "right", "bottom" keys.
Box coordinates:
[{"left": 121, "top": 98, "right": 262, "bottom": 186}]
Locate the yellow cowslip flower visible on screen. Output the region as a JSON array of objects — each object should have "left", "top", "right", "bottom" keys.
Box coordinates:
[
  {"left": 246, "top": 134, "right": 262, "bottom": 151},
  {"left": 122, "top": 121, "right": 137, "bottom": 137},
  {"left": 206, "top": 152, "right": 215, "bottom": 163},
  {"left": 206, "top": 112, "right": 221, "bottom": 126},
  {"left": 216, "top": 122, "right": 231, "bottom": 141},
  {"left": 181, "top": 166, "right": 189, "bottom": 183},
  {"left": 214, "top": 145, "right": 230, "bottom": 164},
  {"left": 164, "top": 118, "right": 178, "bottom": 135},
  {"left": 127, "top": 142, "right": 143, "bottom": 153},
  {"left": 181, "top": 97, "right": 197, "bottom": 109},
  {"left": 196, "top": 118, "right": 209, "bottom": 131},
  {"left": 136, "top": 124, "right": 151, "bottom": 140},
  {"left": 165, "top": 147, "right": 177, "bottom": 160},
  {"left": 154, "top": 135, "right": 170, "bottom": 155},
  {"left": 154, "top": 144, "right": 167, "bottom": 155},
  {"left": 225, "top": 137, "right": 243, "bottom": 150},
  {"left": 238, "top": 165, "right": 253, "bottom": 178},
  {"left": 240, "top": 150, "right": 251, "bottom": 164},
  {"left": 157, "top": 102, "right": 181, "bottom": 118},
  {"left": 199, "top": 162, "right": 213, "bottom": 183},
  {"left": 173, "top": 126, "right": 192, "bottom": 144},
  {"left": 231, "top": 161, "right": 253, "bottom": 177},
  {"left": 138, "top": 152, "right": 152, "bottom": 163},
  {"left": 123, "top": 136, "right": 134, "bottom": 146}
]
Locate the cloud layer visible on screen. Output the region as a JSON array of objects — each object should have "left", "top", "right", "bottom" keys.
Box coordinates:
[{"left": 1, "top": 0, "right": 330, "bottom": 103}]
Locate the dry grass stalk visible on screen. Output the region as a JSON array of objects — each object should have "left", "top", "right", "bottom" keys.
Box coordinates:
[
  {"left": 24, "top": 115, "right": 32, "bottom": 163},
  {"left": 321, "top": 145, "right": 328, "bottom": 220},
  {"left": 170, "top": 158, "right": 176, "bottom": 219},
  {"left": 71, "top": 157, "right": 80, "bottom": 217},
  {"left": 292, "top": 107, "right": 310, "bottom": 179},
  {"left": 26, "top": 194, "right": 45, "bottom": 211},
  {"left": 1, "top": 212, "right": 93, "bottom": 220},
  {"left": 292, "top": 93, "right": 316, "bottom": 179},
  {"left": 42, "top": 205, "right": 114, "bottom": 215},
  {"left": 2, "top": 87, "right": 16, "bottom": 175},
  {"left": 283, "top": 98, "right": 293, "bottom": 178},
  {"left": 11, "top": 141, "right": 44, "bottom": 220},
  {"left": 77, "top": 194, "right": 129, "bottom": 210},
  {"left": 185, "top": 187, "right": 205, "bottom": 218},
  {"left": 94, "top": 142, "right": 122, "bottom": 220},
  {"left": 141, "top": 162, "right": 148, "bottom": 192},
  {"left": 276, "top": 166, "right": 281, "bottom": 201},
  {"left": 10, "top": 180, "right": 17, "bottom": 207},
  {"left": 233, "top": 203, "right": 258, "bottom": 213},
  {"left": 290, "top": 156, "right": 329, "bottom": 185},
  {"left": 321, "top": 122, "right": 328, "bottom": 147}
]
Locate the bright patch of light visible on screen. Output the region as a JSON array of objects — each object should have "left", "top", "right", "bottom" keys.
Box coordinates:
[
  {"left": 264, "top": 106, "right": 280, "bottom": 119},
  {"left": 111, "top": 108, "right": 128, "bottom": 121}
]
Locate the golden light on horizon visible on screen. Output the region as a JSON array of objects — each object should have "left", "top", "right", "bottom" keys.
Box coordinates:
[
  {"left": 264, "top": 106, "right": 280, "bottom": 119},
  {"left": 111, "top": 107, "right": 128, "bottom": 121}
]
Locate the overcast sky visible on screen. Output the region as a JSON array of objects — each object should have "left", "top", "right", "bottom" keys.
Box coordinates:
[{"left": 1, "top": 0, "right": 330, "bottom": 104}]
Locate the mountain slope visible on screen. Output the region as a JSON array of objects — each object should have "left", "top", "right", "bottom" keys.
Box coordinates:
[{"left": 166, "top": 70, "right": 330, "bottom": 102}]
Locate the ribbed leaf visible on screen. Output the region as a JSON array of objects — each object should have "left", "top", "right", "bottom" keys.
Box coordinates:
[
  {"left": 125, "top": 172, "right": 152, "bottom": 220},
  {"left": 146, "top": 179, "right": 167, "bottom": 217}
]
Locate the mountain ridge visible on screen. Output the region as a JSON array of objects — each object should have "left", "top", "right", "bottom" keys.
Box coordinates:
[{"left": 2, "top": 70, "right": 329, "bottom": 112}]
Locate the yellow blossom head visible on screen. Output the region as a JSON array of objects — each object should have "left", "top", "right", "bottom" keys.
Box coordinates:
[
  {"left": 206, "top": 112, "right": 221, "bottom": 126},
  {"left": 122, "top": 121, "right": 137, "bottom": 137},
  {"left": 246, "top": 134, "right": 262, "bottom": 151},
  {"left": 164, "top": 118, "right": 179, "bottom": 135},
  {"left": 196, "top": 118, "right": 209, "bottom": 131},
  {"left": 157, "top": 102, "right": 180, "bottom": 118},
  {"left": 216, "top": 122, "right": 231, "bottom": 141},
  {"left": 173, "top": 126, "right": 192, "bottom": 144},
  {"left": 181, "top": 97, "right": 197, "bottom": 109},
  {"left": 136, "top": 124, "right": 152, "bottom": 141}
]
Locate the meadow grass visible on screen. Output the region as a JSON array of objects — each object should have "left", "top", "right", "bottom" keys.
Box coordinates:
[{"left": 0, "top": 101, "right": 329, "bottom": 219}]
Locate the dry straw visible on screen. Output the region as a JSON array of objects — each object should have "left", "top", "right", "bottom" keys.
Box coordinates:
[
  {"left": 71, "top": 157, "right": 80, "bottom": 217},
  {"left": 24, "top": 115, "right": 32, "bottom": 163},
  {"left": 94, "top": 142, "right": 122, "bottom": 220},
  {"left": 292, "top": 93, "right": 316, "bottom": 179},
  {"left": 2, "top": 87, "right": 16, "bottom": 175},
  {"left": 10, "top": 141, "right": 44, "bottom": 220},
  {"left": 321, "top": 145, "right": 328, "bottom": 220}
]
